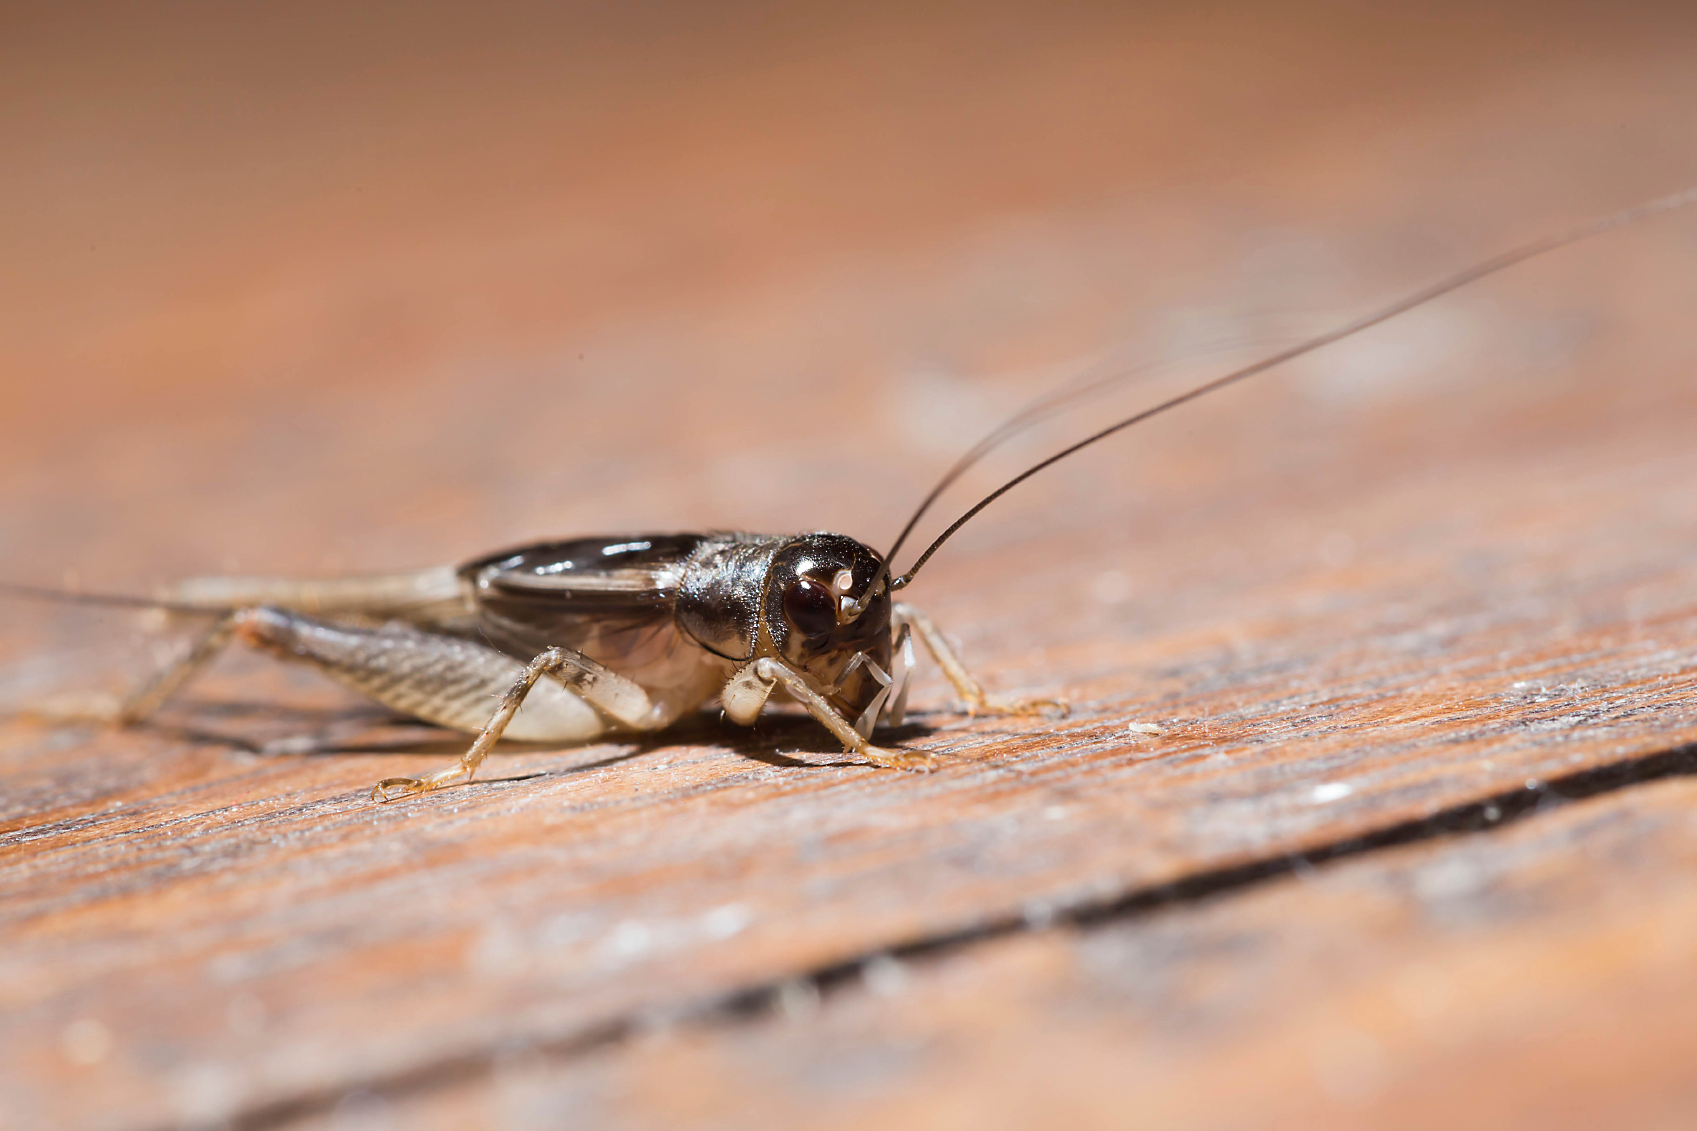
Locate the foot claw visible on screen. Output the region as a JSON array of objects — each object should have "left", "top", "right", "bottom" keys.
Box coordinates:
[
  {"left": 970, "top": 695, "right": 1070, "bottom": 719},
  {"left": 370, "top": 776, "right": 427, "bottom": 803},
  {"left": 862, "top": 746, "right": 941, "bottom": 773}
]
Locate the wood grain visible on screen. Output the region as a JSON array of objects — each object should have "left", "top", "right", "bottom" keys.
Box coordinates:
[
  {"left": 303, "top": 777, "right": 1697, "bottom": 1131},
  {"left": 3, "top": 3, "right": 1697, "bottom": 1129}
]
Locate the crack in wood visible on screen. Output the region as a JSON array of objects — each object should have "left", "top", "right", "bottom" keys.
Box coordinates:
[{"left": 202, "top": 739, "right": 1697, "bottom": 1131}]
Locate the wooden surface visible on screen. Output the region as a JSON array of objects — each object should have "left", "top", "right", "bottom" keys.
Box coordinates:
[{"left": 4, "top": 4, "right": 1697, "bottom": 1129}]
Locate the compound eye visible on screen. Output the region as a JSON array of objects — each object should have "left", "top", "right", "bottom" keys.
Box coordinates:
[{"left": 782, "top": 576, "right": 838, "bottom": 638}]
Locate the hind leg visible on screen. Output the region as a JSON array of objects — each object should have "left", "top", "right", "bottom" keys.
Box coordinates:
[
  {"left": 25, "top": 612, "right": 243, "bottom": 727},
  {"left": 24, "top": 566, "right": 467, "bottom": 726},
  {"left": 33, "top": 604, "right": 655, "bottom": 797},
  {"left": 119, "top": 613, "right": 244, "bottom": 724},
  {"left": 223, "top": 608, "right": 674, "bottom": 797},
  {"left": 366, "top": 643, "right": 670, "bottom": 800}
]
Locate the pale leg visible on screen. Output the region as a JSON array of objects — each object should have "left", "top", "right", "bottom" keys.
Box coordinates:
[
  {"left": 25, "top": 566, "right": 466, "bottom": 726},
  {"left": 23, "top": 613, "right": 243, "bottom": 727},
  {"left": 748, "top": 657, "right": 938, "bottom": 772},
  {"left": 370, "top": 644, "right": 664, "bottom": 800},
  {"left": 30, "top": 601, "right": 650, "bottom": 796},
  {"left": 894, "top": 603, "right": 1068, "bottom": 717}
]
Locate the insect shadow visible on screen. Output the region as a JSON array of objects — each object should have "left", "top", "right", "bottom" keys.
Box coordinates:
[{"left": 115, "top": 697, "right": 946, "bottom": 781}]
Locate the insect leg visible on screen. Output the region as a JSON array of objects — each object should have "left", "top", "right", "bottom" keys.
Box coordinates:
[
  {"left": 211, "top": 608, "right": 658, "bottom": 798},
  {"left": 365, "top": 642, "right": 666, "bottom": 801},
  {"left": 885, "top": 621, "right": 914, "bottom": 728},
  {"left": 828, "top": 651, "right": 894, "bottom": 739},
  {"left": 745, "top": 657, "right": 937, "bottom": 772},
  {"left": 21, "top": 611, "right": 245, "bottom": 727},
  {"left": 116, "top": 612, "right": 244, "bottom": 724},
  {"left": 23, "top": 569, "right": 471, "bottom": 724},
  {"left": 893, "top": 603, "right": 1069, "bottom": 718}
]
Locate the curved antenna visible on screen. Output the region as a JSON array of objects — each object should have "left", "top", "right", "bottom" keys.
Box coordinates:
[
  {"left": 851, "top": 334, "right": 1270, "bottom": 614},
  {"left": 880, "top": 333, "right": 1267, "bottom": 573},
  {"left": 887, "top": 186, "right": 1697, "bottom": 591}
]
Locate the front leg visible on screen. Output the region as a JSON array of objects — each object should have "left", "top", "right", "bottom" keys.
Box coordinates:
[
  {"left": 894, "top": 603, "right": 1069, "bottom": 718},
  {"left": 733, "top": 658, "right": 938, "bottom": 772}
]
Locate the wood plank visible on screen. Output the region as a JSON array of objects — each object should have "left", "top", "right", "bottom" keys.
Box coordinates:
[
  {"left": 9, "top": 300, "right": 1697, "bottom": 1131},
  {"left": 360, "top": 776, "right": 1697, "bottom": 1131},
  {"left": 4, "top": 4, "right": 1697, "bottom": 1129}
]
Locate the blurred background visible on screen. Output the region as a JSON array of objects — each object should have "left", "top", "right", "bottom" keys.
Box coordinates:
[
  {"left": 4, "top": 0, "right": 1695, "bottom": 585},
  {"left": 6, "top": 3, "right": 1697, "bottom": 1127}
]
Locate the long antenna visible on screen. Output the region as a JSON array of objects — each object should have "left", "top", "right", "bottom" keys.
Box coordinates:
[
  {"left": 884, "top": 187, "right": 1697, "bottom": 591},
  {"left": 879, "top": 333, "right": 1265, "bottom": 574}
]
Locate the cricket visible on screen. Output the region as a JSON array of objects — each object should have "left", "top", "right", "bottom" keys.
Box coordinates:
[{"left": 6, "top": 188, "right": 1695, "bottom": 802}]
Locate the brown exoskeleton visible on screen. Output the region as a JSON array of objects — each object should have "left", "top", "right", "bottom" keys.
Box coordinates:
[
  {"left": 6, "top": 188, "right": 1695, "bottom": 800},
  {"left": 86, "top": 531, "right": 1025, "bottom": 799}
]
